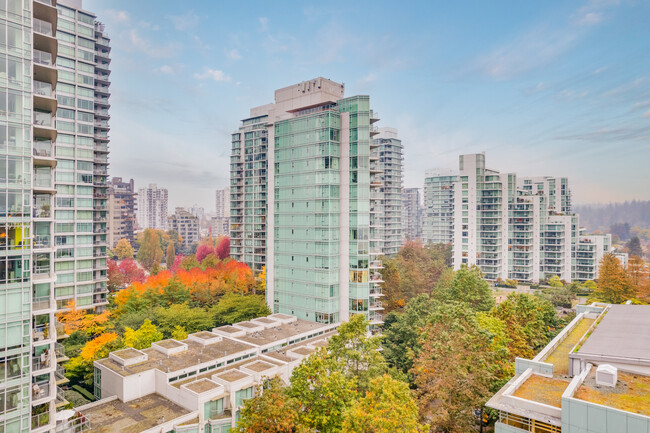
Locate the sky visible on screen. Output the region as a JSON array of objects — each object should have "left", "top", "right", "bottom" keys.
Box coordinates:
[{"left": 84, "top": 0, "right": 650, "bottom": 211}]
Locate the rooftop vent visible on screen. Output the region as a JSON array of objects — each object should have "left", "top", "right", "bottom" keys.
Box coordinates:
[{"left": 595, "top": 364, "right": 617, "bottom": 387}]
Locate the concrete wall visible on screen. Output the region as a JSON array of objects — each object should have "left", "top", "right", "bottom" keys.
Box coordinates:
[
  {"left": 561, "top": 397, "right": 650, "bottom": 432},
  {"left": 495, "top": 422, "right": 529, "bottom": 433},
  {"left": 514, "top": 358, "right": 554, "bottom": 376}
]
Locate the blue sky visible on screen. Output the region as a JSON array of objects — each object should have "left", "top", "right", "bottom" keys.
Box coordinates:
[{"left": 84, "top": 0, "right": 650, "bottom": 210}]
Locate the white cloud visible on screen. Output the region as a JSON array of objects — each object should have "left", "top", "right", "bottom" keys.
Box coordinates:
[
  {"left": 168, "top": 11, "right": 200, "bottom": 31},
  {"left": 576, "top": 11, "right": 603, "bottom": 26},
  {"left": 358, "top": 73, "right": 377, "bottom": 85},
  {"left": 227, "top": 49, "right": 242, "bottom": 60},
  {"left": 159, "top": 65, "right": 175, "bottom": 75},
  {"left": 127, "top": 29, "right": 179, "bottom": 58},
  {"left": 194, "top": 68, "right": 231, "bottom": 82},
  {"left": 103, "top": 9, "right": 130, "bottom": 24},
  {"left": 644, "top": 109, "right": 650, "bottom": 118},
  {"left": 258, "top": 17, "right": 269, "bottom": 31}
]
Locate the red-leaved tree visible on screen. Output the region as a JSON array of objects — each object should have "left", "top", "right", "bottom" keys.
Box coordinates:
[
  {"left": 216, "top": 236, "right": 230, "bottom": 260},
  {"left": 196, "top": 244, "right": 216, "bottom": 262}
]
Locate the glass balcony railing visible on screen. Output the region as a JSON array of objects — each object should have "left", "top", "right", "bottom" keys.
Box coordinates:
[
  {"left": 34, "top": 174, "right": 53, "bottom": 189},
  {"left": 33, "top": 140, "right": 53, "bottom": 157},
  {"left": 33, "top": 324, "right": 51, "bottom": 342},
  {"left": 34, "top": 81, "right": 54, "bottom": 97},
  {"left": 33, "top": 18, "right": 53, "bottom": 36},
  {"left": 34, "top": 111, "right": 54, "bottom": 128},
  {"left": 32, "top": 411, "right": 51, "bottom": 430},
  {"left": 34, "top": 0, "right": 55, "bottom": 5},
  {"left": 32, "top": 380, "right": 52, "bottom": 401},
  {"left": 32, "top": 352, "right": 52, "bottom": 372},
  {"left": 33, "top": 49, "right": 53, "bottom": 66}
]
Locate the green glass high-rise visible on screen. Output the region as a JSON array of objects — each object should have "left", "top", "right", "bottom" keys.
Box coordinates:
[{"left": 231, "top": 78, "right": 384, "bottom": 326}]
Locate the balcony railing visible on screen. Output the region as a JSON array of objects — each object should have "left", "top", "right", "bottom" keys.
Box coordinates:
[
  {"left": 33, "top": 235, "right": 51, "bottom": 249},
  {"left": 34, "top": 111, "right": 54, "bottom": 128},
  {"left": 55, "top": 342, "right": 66, "bottom": 359},
  {"left": 33, "top": 49, "right": 53, "bottom": 66},
  {"left": 32, "top": 295, "right": 52, "bottom": 312},
  {"left": 33, "top": 324, "right": 51, "bottom": 342},
  {"left": 35, "top": 0, "right": 55, "bottom": 5},
  {"left": 32, "top": 412, "right": 51, "bottom": 430},
  {"left": 34, "top": 140, "right": 54, "bottom": 157},
  {"left": 32, "top": 380, "right": 52, "bottom": 401},
  {"left": 33, "top": 18, "right": 54, "bottom": 36},
  {"left": 34, "top": 81, "right": 54, "bottom": 98},
  {"left": 32, "top": 352, "right": 51, "bottom": 372}
]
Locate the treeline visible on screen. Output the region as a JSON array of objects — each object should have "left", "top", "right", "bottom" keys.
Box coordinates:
[{"left": 575, "top": 200, "right": 650, "bottom": 235}]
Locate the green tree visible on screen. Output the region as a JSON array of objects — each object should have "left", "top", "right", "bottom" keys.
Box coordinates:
[
  {"left": 160, "top": 277, "right": 191, "bottom": 306},
  {"left": 123, "top": 319, "right": 163, "bottom": 350},
  {"left": 166, "top": 241, "right": 175, "bottom": 270},
  {"left": 136, "top": 229, "right": 163, "bottom": 271},
  {"left": 412, "top": 303, "right": 496, "bottom": 433},
  {"left": 626, "top": 236, "right": 643, "bottom": 257},
  {"left": 153, "top": 304, "right": 214, "bottom": 337},
  {"left": 548, "top": 275, "right": 563, "bottom": 288},
  {"left": 179, "top": 255, "right": 200, "bottom": 271},
  {"left": 342, "top": 374, "right": 427, "bottom": 433},
  {"left": 171, "top": 326, "right": 188, "bottom": 340},
  {"left": 433, "top": 265, "right": 495, "bottom": 312},
  {"left": 234, "top": 378, "right": 313, "bottom": 433},
  {"left": 382, "top": 294, "right": 438, "bottom": 377},
  {"left": 213, "top": 293, "right": 271, "bottom": 326},
  {"left": 325, "top": 314, "right": 385, "bottom": 392},
  {"left": 594, "top": 253, "right": 637, "bottom": 304},
  {"left": 200, "top": 253, "right": 220, "bottom": 270},
  {"left": 288, "top": 352, "right": 357, "bottom": 433},
  {"left": 114, "top": 238, "right": 134, "bottom": 260}
]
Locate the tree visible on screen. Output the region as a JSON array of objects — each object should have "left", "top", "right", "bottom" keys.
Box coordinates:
[
  {"left": 153, "top": 304, "right": 214, "bottom": 337},
  {"left": 171, "top": 326, "right": 188, "bottom": 340},
  {"left": 433, "top": 265, "right": 495, "bottom": 312},
  {"left": 213, "top": 293, "right": 271, "bottom": 326},
  {"left": 595, "top": 253, "right": 637, "bottom": 304},
  {"left": 200, "top": 253, "right": 220, "bottom": 270},
  {"left": 626, "top": 236, "right": 643, "bottom": 257},
  {"left": 288, "top": 352, "right": 357, "bottom": 433},
  {"left": 411, "top": 303, "right": 496, "bottom": 433},
  {"left": 123, "top": 319, "right": 163, "bottom": 350},
  {"left": 382, "top": 294, "right": 438, "bottom": 377},
  {"left": 114, "top": 238, "right": 134, "bottom": 260},
  {"left": 381, "top": 242, "right": 450, "bottom": 312},
  {"left": 196, "top": 244, "right": 215, "bottom": 262},
  {"left": 136, "top": 228, "right": 163, "bottom": 271},
  {"left": 325, "top": 314, "right": 385, "bottom": 391},
  {"left": 548, "top": 275, "right": 563, "bottom": 288},
  {"left": 342, "top": 374, "right": 427, "bottom": 433},
  {"left": 234, "top": 378, "right": 312, "bottom": 433},
  {"left": 65, "top": 333, "right": 122, "bottom": 386},
  {"left": 256, "top": 266, "right": 266, "bottom": 294},
  {"left": 179, "top": 255, "right": 200, "bottom": 271},
  {"left": 166, "top": 241, "right": 175, "bottom": 270},
  {"left": 216, "top": 236, "right": 230, "bottom": 260}
]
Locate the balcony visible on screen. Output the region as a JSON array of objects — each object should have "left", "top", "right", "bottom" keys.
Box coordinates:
[
  {"left": 33, "top": 111, "right": 57, "bottom": 140},
  {"left": 55, "top": 365, "right": 69, "bottom": 385},
  {"left": 32, "top": 352, "right": 52, "bottom": 372},
  {"left": 33, "top": 235, "right": 51, "bottom": 250},
  {"left": 33, "top": 323, "right": 51, "bottom": 342},
  {"left": 32, "top": 263, "right": 52, "bottom": 281},
  {"left": 32, "top": 380, "right": 53, "bottom": 403},
  {"left": 33, "top": 18, "right": 53, "bottom": 36},
  {"left": 55, "top": 386, "right": 68, "bottom": 407},
  {"left": 32, "top": 411, "right": 52, "bottom": 431},
  {"left": 32, "top": 295, "right": 53, "bottom": 312},
  {"left": 55, "top": 343, "right": 68, "bottom": 361}
]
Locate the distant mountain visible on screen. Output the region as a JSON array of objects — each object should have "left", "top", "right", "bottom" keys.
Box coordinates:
[{"left": 574, "top": 200, "right": 650, "bottom": 236}]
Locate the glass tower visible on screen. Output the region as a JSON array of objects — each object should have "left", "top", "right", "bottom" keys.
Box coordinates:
[{"left": 53, "top": 0, "right": 110, "bottom": 313}]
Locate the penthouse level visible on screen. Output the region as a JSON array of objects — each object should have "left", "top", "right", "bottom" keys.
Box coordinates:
[
  {"left": 56, "top": 314, "right": 337, "bottom": 433},
  {"left": 487, "top": 303, "right": 650, "bottom": 433}
]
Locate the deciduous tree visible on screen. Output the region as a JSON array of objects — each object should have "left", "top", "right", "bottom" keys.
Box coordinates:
[
  {"left": 166, "top": 241, "right": 175, "bottom": 270},
  {"left": 136, "top": 228, "right": 163, "bottom": 271},
  {"left": 594, "top": 253, "right": 637, "bottom": 304},
  {"left": 123, "top": 319, "right": 163, "bottom": 350},
  {"left": 212, "top": 293, "right": 270, "bottom": 326},
  {"left": 114, "top": 238, "right": 134, "bottom": 260},
  {"left": 433, "top": 264, "right": 495, "bottom": 312}
]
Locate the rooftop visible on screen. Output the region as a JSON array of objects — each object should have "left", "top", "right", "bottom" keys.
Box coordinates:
[
  {"left": 544, "top": 317, "right": 595, "bottom": 375},
  {"left": 215, "top": 370, "right": 249, "bottom": 383},
  {"left": 512, "top": 374, "right": 568, "bottom": 408},
  {"left": 155, "top": 339, "right": 185, "bottom": 349},
  {"left": 244, "top": 361, "right": 275, "bottom": 372},
  {"left": 182, "top": 379, "right": 222, "bottom": 394},
  {"left": 83, "top": 394, "right": 191, "bottom": 433},
  {"left": 574, "top": 369, "right": 650, "bottom": 416},
  {"left": 111, "top": 348, "right": 143, "bottom": 360},
  {"left": 234, "top": 320, "right": 328, "bottom": 347},
  {"left": 96, "top": 337, "right": 255, "bottom": 376},
  {"left": 576, "top": 305, "right": 650, "bottom": 361}
]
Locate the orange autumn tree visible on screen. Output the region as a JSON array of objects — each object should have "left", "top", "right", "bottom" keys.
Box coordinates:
[
  {"left": 66, "top": 332, "right": 122, "bottom": 386},
  {"left": 56, "top": 301, "right": 112, "bottom": 336},
  {"left": 114, "top": 259, "right": 256, "bottom": 313}
]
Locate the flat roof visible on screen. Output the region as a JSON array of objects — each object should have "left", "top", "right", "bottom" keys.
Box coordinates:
[
  {"left": 96, "top": 338, "right": 255, "bottom": 376},
  {"left": 513, "top": 374, "right": 568, "bottom": 408},
  {"left": 577, "top": 305, "right": 650, "bottom": 361},
  {"left": 574, "top": 369, "right": 650, "bottom": 416},
  {"left": 544, "top": 317, "right": 595, "bottom": 375},
  {"left": 111, "top": 348, "right": 143, "bottom": 360},
  {"left": 235, "top": 319, "right": 328, "bottom": 347},
  {"left": 215, "top": 370, "right": 249, "bottom": 383},
  {"left": 82, "top": 394, "right": 191, "bottom": 433}
]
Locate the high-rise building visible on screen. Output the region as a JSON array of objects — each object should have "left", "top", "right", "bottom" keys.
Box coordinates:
[
  {"left": 52, "top": 0, "right": 110, "bottom": 314},
  {"left": 215, "top": 188, "right": 229, "bottom": 218},
  {"left": 136, "top": 183, "right": 168, "bottom": 230},
  {"left": 187, "top": 204, "right": 205, "bottom": 220},
  {"left": 423, "top": 170, "right": 457, "bottom": 245},
  {"left": 168, "top": 208, "right": 200, "bottom": 252},
  {"left": 373, "top": 127, "right": 403, "bottom": 256},
  {"left": 107, "top": 177, "right": 136, "bottom": 248},
  {"left": 441, "top": 153, "right": 606, "bottom": 283},
  {"left": 0, "top": 0, "right": 62, "bottom": 430},
  {"left": 232, "top": 77, "right": 385, "bottom": 326},
  {"left": 402, "top": 188, "right": 422, "bottom": 241}
]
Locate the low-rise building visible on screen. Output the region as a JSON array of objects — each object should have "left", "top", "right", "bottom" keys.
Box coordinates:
[
  {"left": 168, "top": 208, "right": 200, "bottom": 252},
  {"left": 57, "top": 315, "right": 337, "bottom": 433},
  {"left": 487, "top": 303, "right": 650, "bottom": 433}
]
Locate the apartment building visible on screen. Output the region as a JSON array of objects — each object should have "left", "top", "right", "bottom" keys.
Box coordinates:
[
  {"left": 136, "top": 183, "right": 168, "bottom": 230},
  {"left": 210, "top": 216, "right": 229, "bottom": 237},
  {"left": 52, "top": 0, "right": 110, "bottom": 313},
  {"left": 0, "top": 1, "right": 64, "bottom": 431},
  {"left": 231, "top": 77, "right": 385, "bottom": 327},
  {"left": 168, "top": 207, "right": 199, "bottom": 252},
  {"left": 55, "top": 314, "right": 338, "bottom": 433},
  {"left": 423, "top": 170, "right": 456, "bottom": 245},
  {"left": 372, "top": 127, "right": 403, "bottom": 256},
  {"left": 107, "top": 177, "right": 136, "bottom": 248},
  {"left": 402, "top": 187, "right": 422, "bottom": 242},
  {"left": 434, "top": 153, "right": 607, "bottom": 283},
  {"left": 215, "top": 187, "right": 229, "bottom": 218},
  {"left": 487, "top": 303, "right": 650, "bottom": 433}
]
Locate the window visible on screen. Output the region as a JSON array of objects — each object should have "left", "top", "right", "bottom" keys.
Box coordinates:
[{"left": 235, "top": 387, "right": 253, "bottom": 407}]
